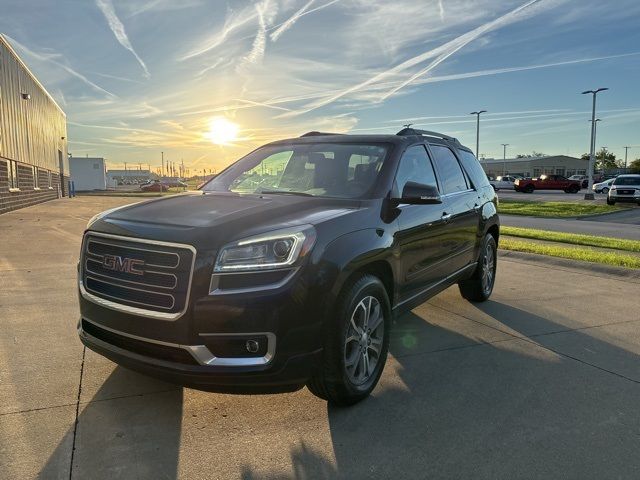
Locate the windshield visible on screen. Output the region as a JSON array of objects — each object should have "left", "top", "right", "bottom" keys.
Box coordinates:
[
  {"left": 203, "top": 143, "right": 389, "bottom": 198},
  {"left": 613, "top": 176, "right": 640, "bottom": 186}
]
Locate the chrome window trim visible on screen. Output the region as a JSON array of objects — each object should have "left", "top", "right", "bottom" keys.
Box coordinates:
[
  {"left": 79, "top": 232, "right": 196, "bottom": 321},
  {"left": 208, "top": 267, "right": 299, "bottom": 295},
  {"left": 80, "top": 317, "right": 275, "bottom": 367}
]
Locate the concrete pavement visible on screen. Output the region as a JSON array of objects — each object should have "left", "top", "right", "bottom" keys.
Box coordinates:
[{"left": 2, "top": 196, "right": 640, "bottom": 479}]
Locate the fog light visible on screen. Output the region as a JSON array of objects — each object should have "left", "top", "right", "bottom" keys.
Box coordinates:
[{"left": 245, "top": 340, "right": 260, "bottom": 353}]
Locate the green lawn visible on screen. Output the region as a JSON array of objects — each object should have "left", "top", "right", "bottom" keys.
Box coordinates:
[
  {"left": 498, "top": 200, "right": 625, "bottom": 218},
  {"left": 500, "top": 238, "right": 640, "bottom": 269},
  {"left": 501, "top": 227, "right": 640, "bottom": 253}
]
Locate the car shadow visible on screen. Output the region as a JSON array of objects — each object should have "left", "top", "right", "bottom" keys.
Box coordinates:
[
  {"left": 39, "top": 365, "right": 183, "bottom": 479},
  {"left": 240, "top": 297, "right": 640, "bottom": 479}
]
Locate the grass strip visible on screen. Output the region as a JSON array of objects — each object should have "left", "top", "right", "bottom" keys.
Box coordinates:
[
  {"left": 501, "top": 227, "right": 640, "bottom": 253},
  {"left": 498, "top": 200, "right": 624, "bottom": 217},
  {"left": 500, "top": 238, "right": 640, "bottom": 269}
]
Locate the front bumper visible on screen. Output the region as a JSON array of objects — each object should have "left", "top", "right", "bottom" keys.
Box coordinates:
[
  {"left": 79, "top": 318, "right": 321, "bottom": 393},
  {"left": 609, "top": 194, "right": 640, "bottom": 203}
]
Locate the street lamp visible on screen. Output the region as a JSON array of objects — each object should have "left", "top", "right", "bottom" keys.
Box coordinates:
[
  {"left": 470, "top": 110, "right": 487, "bottom": 158},
  {"left": 624, "top": 146, "right": 632, "bottom": 171},
  {"left": 581, "top": 88, "right": 608, "bottom": 199},
  {"left": 501, "top": 143, "right": 509, "bottom": 175}
]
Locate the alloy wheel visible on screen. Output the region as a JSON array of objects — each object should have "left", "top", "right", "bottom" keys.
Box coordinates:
[
  {"left": 481, "top": 242, "right": 495, "bottom": 296},
  {"left": 344, "top": 296, "right": 384, "bottom": 385}
]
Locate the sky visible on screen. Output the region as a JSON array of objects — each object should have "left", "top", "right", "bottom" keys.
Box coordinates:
[{"left": 2, "top": 0, "right": 640, "bottom": 174}]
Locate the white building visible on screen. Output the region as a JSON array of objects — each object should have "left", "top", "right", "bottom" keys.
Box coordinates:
[{"left": 69, "top": 156, "right": 107, "bottom": 191}]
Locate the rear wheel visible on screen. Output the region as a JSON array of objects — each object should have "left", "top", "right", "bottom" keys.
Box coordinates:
[
  {"left": 459, "top": 234, "right": 497, "bottom": 302},
  {"left": 307, "top": 275, "right": 390, "bottom": 405},
  {"left": 569, "top": 184, "right": 579, "bottom": 193},
  {"left": 523, "top": 184, "right": 534, "bottom": 193},
  {"left": 601, "top": 187, "right": 609, "bottom": 194}
]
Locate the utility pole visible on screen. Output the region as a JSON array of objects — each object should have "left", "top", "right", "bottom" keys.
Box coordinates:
[
  {"left": 124, "top": 162, "right": 127, "bottom": 171},
  {"left": 470, "top": 110, "right": 487, "bottom": 159},
  {"left": 501, "top": 143, "right": 509, "bottom": 176},
  {"left": 161, "top": 151, "right": 164, "bottom": 178},
  {"left": 581, "top": 88, "right": 608, "bottom": 200}
]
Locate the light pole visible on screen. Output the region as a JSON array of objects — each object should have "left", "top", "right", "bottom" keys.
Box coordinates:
[
  {"left": 624, "top": 146, "right": 631, "bottom": 171},
  {"left": 581, "top": 88, "right": 608, "bottom": 199},
  {"left": 470, "top": 110, "right": 487, "bottom": 159},
  {"left": 161, "top": 151, "right": 164, "bottom": 178},
  {"left": 501, "top": 143, "right": 509, "bottom": 175}
]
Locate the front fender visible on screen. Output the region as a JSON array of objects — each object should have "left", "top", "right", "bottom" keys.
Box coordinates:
[{"left": 314, "top": 228, "right": 397, "bottom": 306}]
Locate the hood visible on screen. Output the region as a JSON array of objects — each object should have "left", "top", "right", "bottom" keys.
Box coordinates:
[{"left": 93, "top": 192, "right": 362, "bottom": 246}]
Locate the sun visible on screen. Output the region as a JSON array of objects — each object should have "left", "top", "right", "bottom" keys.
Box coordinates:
[{"left": 206, "top": 117, "right": 239, "bottom": 145}]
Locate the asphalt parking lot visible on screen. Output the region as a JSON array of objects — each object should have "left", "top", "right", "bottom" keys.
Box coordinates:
[{"left": 2, "top": 196, "right": 640, "bottom": 479}]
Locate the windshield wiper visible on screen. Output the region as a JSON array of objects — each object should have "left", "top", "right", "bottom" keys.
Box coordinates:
[{"left": 259, "top": 189, "right": 314, "bottom": 197}]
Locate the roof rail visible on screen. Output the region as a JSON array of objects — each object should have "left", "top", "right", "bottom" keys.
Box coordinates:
[
  {"left": 300, "top": 131, "right": 344, "bottom": 137},
  {"left": 396, "top": 128, "right": 460, "bottom": 146}
]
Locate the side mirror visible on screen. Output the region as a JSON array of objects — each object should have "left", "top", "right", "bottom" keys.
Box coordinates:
[{"left": 395, "top": 182, "right": 442, "bottom": 205}]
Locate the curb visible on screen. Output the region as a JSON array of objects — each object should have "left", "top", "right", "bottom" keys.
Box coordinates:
[{"left": 498, "top": 249, "right": 640, "bottom": 280}]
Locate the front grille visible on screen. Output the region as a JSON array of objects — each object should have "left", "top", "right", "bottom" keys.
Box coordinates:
[
  {"left": 82, "top": 320, "right": 199, "bottom": 365},
  {"left": 82, "top": 233, "right": 195, "bottom": 316},
  {"left": 616, "top": 189, "right": 635, "bottom": 195}
]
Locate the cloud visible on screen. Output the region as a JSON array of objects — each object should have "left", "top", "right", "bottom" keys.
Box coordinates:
[
  {"left": 95, "top": 0, "right": 150, "bottom": 78},
  {"left": 243, "top": 0, "right": 273, "bottom": 65},
  {"left": 270, "top": 0, "right": 315, "bottom": 42},
  {"left": 2, "top": 34, "right": 116, "bottom": 99},
  {"left": 180, "top": 4, "right": 259, "bottom": 61}
]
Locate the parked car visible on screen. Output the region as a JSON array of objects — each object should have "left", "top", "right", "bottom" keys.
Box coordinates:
[
  {"left": 140, "top": 180, "right": 168, "bottom": 192},
  {"left": 607, "top": 174, "right": 640, "bottom": 206},
  {"left": 490, "top": 175, "right": 518, "bottom": 191},
  {"left": 78, "top": 128, "right": 499, "bottom": 405},
  {"left": 162, "top": 178, "right": 188, "bottom": 188},
  {"left": 514, "top": 174, "right": 581, "bottom": 193},
  {"left": 592, "top": 178, "right": 615, "bottom": 194},
  {"left": 568, "top": 174, "right": 588, "bottom": 189}
]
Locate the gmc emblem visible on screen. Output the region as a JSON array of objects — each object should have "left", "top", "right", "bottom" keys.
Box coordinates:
[{"left": 102, "top": 254, "right": 145, "bottom": 276}]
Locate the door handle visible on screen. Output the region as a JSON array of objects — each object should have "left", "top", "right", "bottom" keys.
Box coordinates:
[{"left": 441, "top": 212, "right": 452, "bottom": 222}]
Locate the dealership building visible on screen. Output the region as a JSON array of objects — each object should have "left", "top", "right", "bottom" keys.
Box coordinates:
[
  {"left": 0, "top": 35, "right": 68, "bottom": 214},
  {"left": 481, "top": 155, "right": 589, "bottom": 179}
]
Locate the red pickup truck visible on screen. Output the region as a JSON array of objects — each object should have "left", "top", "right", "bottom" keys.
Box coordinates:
[{"left": 514, "top": 175, "right": 582, "bottom": 193}]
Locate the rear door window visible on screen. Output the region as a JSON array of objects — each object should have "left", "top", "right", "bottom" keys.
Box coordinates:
[{"left": 429, "top": 145, "right": 469, "bottom": 194}]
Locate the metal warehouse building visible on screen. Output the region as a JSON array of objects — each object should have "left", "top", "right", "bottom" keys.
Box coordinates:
[
  {"left": 69, "top": 156, "right": 107, "bottom": 191},
  {"left": 481, "top": 155, "right": 589, "bottom": 179},
  {"left": 0, "top": 35, "right": 68, "bottom": 214}
]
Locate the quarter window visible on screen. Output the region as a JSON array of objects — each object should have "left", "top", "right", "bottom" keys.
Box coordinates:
[
  {"left": 429, "top": 145, "right": 468, "bottom": 194},
  {"left": 394, "top": 145, "right": 437, "bottom": 195}
]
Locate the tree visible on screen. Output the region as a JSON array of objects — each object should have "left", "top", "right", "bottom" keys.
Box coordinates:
[
  {"left": 581, "top": 148, "right": 618, "bottom": 170},
  {"left": 516, "top": 151, "right": 547, "bottom": 158},
  {"left": 629, "top": 158, "right": 640, "bottom": 174}
]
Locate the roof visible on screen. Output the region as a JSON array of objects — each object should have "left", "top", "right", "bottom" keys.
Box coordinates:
[
  {"left": 0, "top": 34, "right": 65, "bottom": 116},
  {"left": 267, "top": 132, "right": 473, "bottom": 152}
]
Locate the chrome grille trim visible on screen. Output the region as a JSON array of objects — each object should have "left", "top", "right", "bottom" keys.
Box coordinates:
[
  {"left": 87, "top": 238, "right": 181, "bottom": 268},
  {"left": 79, "top": 232, "right": 197, "bottom": 321},
  {"left": 84, "top": 258, "right": 178, "bottom": 290}
]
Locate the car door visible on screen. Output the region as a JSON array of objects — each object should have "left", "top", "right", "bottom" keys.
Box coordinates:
[
  {"left": 395, "top": 145, "right": 451, "bottom": 301},
  {"left": 428, "top": 143, "right": 479, "bottom": 274}
]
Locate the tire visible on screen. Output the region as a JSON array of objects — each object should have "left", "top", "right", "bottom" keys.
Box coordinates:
[
  {"left": 569, "top": 185, "right": 579, "bottom": 193},
  {"left": 602, "top": 187, "right": 609, "bottom": 194},
  {"left": 459, "top": 234, "right": 497, "bottom": 303},
  {"left": 607, "top": 198, "right": 616, "bottom": 206},
  {"left": 307, "top": 274, "right": 391, "bottom": 405},
  {"left": 523, "top": 184, "right": 534, "bottom": 193}
]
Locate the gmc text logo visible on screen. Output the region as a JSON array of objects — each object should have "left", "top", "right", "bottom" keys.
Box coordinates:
[{"left": 102, "top": 254, "right": 145, "bottom": 276}]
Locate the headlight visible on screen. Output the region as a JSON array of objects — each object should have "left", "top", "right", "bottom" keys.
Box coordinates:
[{"left": 214, "top": 226, "right": 316, "bottom": 272}]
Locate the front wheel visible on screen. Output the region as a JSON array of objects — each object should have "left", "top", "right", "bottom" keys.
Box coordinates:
[
  {"left": 523, "top": 185, "right": 534, "bottom": 193},
  {"left": 307, "top": 275, "right": 390, "bottom": 405},
  {"left": 459, "top": 234, "right": 497, "bottom": 302},
  {"left": 607, "top": 198, "right": 616, "bottom": 206}
]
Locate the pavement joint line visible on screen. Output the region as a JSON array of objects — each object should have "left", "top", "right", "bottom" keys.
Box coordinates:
[
  {"left": 430, "top": 303, "right": 640, "bottom": 386},
  {"left": 69, "top": 346, "right": 86, "bottom": 480},
  {"left": 498, "top": 256, "right": 640, "bottom": 283},
  {"left": 0, "top": 387, "right": 181, "bottom": 418}
]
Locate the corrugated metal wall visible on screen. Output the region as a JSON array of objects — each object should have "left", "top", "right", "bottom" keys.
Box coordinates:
[{"left": 0, "top": 35, "right": 67, "bottom": 174}]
